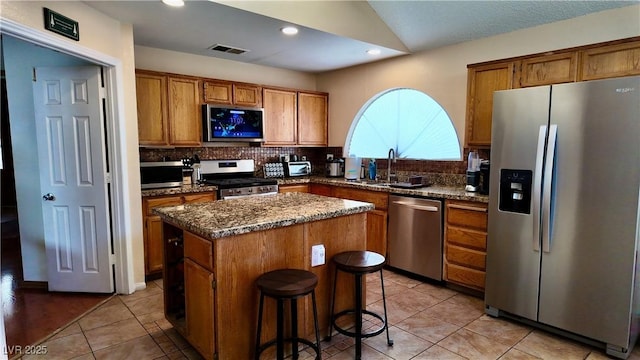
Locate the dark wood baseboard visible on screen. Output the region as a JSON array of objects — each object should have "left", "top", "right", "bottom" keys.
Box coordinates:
[{"left": 19, "top": 280, "right": 48, "bottom": 290}]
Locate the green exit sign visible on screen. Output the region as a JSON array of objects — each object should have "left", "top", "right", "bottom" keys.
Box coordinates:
[{"left": 44, "top": 8, "right": 79, "bottom": 41}]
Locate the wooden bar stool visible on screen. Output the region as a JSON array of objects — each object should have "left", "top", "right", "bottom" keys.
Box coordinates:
[
  {"left": 328, "top": 251, "right": 393, "bottom": 359},
  {"left": 255, "top": 269, "right": 322, "bottom": 360}
]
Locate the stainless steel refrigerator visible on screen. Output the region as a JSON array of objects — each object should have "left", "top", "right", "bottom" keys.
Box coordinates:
[{"left": 485, "top": 76, "right": 640, "bottom": 359}]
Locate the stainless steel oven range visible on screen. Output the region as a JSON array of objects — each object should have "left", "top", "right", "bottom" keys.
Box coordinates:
[{"left": 199, "top": 159, "right": 278, "bottom": 199}]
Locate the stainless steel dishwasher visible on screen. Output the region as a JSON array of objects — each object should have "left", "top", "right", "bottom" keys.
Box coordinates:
[{"left": 388, "top": 195, "right": 442, "bottom": 280}]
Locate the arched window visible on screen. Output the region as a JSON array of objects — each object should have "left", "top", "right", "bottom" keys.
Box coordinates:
[{"left": 344, "top": 88, "right": 461, "bottom": 160}]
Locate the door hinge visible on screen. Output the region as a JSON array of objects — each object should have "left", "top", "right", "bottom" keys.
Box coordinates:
[
  {"left": 32, "top": 68, "right": 37, "bottom": 82},
  {"left": 109, "top": 253, "right": 116, "bottom": 265},
  {"left": 211, "top": 280, "right": 216, "bottom": 289},
  {"left": 105, "top": 172, "right": 112, "bottom": 184}
]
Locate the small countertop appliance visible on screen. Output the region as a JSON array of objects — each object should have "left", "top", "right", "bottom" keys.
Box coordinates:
[
  {"left": 326, "top": 158, "right": 344, "bottom": 177},
  {"left": 344, "top": 157, "right": 361, "bottom": 180}
]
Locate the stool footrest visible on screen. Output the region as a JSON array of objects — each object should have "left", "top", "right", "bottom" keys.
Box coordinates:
[
  {"left": 331, "top": 309, "right": 387, "bottom": 339},
  {"left": 256, "top": 337, "right": 320, "bottom": 359}
]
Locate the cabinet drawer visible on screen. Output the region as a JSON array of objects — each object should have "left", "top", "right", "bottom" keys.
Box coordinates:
[
  {"left": 145, "top": 196, "right": 183, "bottom": 215},
  {"left": 279, "top": 184, "right": 310, "bottom": 193},
  {"left": 446, "top": 201, "right": 488, "bottom": 230},
  {"left": 183, "top": 192, "right": 216, "bottom": 203},
  {"left": 184, "top": 231, "right": 214, "bottom": 272},
  {"left": 333, "top": 187, "right": 388, "bottom": 210},
  {"left": 445, "top": 263, "right": 485, "bottom": 290},
  {"left": 446, "top": 226, "right": 486, "bottom": 250},
  {"left": 310, "top": 184, "right": 333, "bottom": 197},
  {"left": 446, "top": 244, "right": 485, "bottom": 270}
]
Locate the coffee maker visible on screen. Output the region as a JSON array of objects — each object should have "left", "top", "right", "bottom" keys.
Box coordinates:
[{"left": 465, "top": 151, "right": 480, "bottom": 192}]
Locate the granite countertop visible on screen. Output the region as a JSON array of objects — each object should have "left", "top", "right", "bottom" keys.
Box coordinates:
[
  {"left": 141, "top": 184, "right": 218, "bottom": 197},
  {"left": 153, "top": 192, "right": 374, "bottom": 240},
  {"left": 279, "top": 176, "right": 489, "bottom": 203},
  {"left": 141, "top": 176, "right": 489, "bottom": 203}
]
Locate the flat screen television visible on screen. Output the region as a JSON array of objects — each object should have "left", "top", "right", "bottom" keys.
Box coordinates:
[{"left": 202, "top": 104, "right": 264, "bottom": 142}]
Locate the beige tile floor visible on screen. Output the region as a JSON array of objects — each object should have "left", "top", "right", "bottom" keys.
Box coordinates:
[{"left": 17, "top": 270, "right": 640, "bottom": 360}]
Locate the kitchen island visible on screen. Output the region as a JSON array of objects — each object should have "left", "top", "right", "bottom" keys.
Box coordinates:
[{"left": 153, "top": 192, "right": 374, "bottom": 360}]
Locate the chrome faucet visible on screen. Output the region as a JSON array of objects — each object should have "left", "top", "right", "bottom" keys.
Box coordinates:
[{"left": 387, "top": 148, "right": 396, "bottom": 183}]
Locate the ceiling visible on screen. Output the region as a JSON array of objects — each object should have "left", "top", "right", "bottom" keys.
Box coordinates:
[{"left": 84, "top": 0, "right": 635, "bottom": 73}]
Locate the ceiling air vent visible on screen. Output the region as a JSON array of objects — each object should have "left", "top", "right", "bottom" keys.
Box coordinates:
[{"left": 209, "top": 44, "right": 249, "bottom": 55}]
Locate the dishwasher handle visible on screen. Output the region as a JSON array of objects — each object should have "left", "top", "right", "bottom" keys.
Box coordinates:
[{"left": 392, "top": 201, "right": 439, "bottom": 212}]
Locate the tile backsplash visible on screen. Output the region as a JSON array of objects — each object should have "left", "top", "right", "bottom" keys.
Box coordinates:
[{"left": 139, "top": 146, "right": 489, "bottom": 187}]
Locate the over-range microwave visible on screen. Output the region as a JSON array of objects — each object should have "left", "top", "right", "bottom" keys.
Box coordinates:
[
  {"left": 140, "top": 161, "right": 184, "bottom": 189},
  {"left": 202, "top": 104, "right": 264, "bottom": 142}
]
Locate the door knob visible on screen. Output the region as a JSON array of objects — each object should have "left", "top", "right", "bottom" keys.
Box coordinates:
[{"left": 42, "top": 193, "right": 56, "bottom": 201}]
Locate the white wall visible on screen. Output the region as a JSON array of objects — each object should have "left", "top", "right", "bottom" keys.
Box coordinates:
[
  {"left": 318, "top": 5, "right": 640, "bottom": 148},
  {"left": 2, "top": 36, "right": 91, "bottom": 281},
  {"left": 135, "top": 45, "right": 317, "bottom": 90},
  {"left": 1, "top": 1, "right": 145, "bottom": 287}
]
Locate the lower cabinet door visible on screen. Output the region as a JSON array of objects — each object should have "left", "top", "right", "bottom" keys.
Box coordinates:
[
  {"left": 185, "top": 258, "right": 215, "bottom": 359},
  {"left": 145, "top": 216, "right": 165, "bottom": 274},
  {"left": 367, "top": 210, "right": 388, "bottom": 256}
]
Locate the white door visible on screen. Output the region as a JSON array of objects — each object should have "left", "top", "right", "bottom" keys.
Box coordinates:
[{"left": 33, "top": 66, "right": 113, "bottom": 293}]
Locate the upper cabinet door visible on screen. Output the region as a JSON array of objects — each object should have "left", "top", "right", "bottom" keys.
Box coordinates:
[
  {"left": 168, "top": 77, "right": 201, "bottom": 146},
  {"left": 297, "top": 92, "right": 328, "bottom": 146},
  {"left": 465, "top": 62, "right": 514, "bottom": 147},
  {"left": 263, "top": 87, "right": 297, "bottom": 146},
  {"left": 516, "top": 52, "right": 578, "bottom": 88},
  {"left": 579, "top": 40, "right": 640, "bottom": 81},
  {"left": 233, "top": 83, "right": 262, "bottom": 108},
  {"left": 203, "top": 80, "right": 233, "bottom": 105},
  {"left": 136, "top": 72, "right": 169, "bottom": 146}
]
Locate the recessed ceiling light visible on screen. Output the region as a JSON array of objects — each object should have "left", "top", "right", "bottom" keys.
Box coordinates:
[
  {"left": 162, "top": 0, "right": 184, "bottom": 7},
  {"left": 281, "top": 26, "right": 299, "bottom": 36},
  {"left": 367, "top": 49, "right": 381, "bottom": 56}
]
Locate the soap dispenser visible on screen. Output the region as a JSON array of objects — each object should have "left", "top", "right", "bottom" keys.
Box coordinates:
[{"left": 368, "top": 159, "right": 377, "bottom": 180}]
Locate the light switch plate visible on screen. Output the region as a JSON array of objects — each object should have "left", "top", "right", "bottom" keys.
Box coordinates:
[{"left": 311, "top": 244, "right": 325, "bottom": 267}]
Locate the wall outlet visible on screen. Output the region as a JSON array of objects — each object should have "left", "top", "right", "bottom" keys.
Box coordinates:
[{"left": 311, "top": 244, "right": 325, "bottom": 267}]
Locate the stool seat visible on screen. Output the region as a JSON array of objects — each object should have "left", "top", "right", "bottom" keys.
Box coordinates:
[
  {"left": 332, "top": 251, "right": 385, "bottom": 273},
  {"left": 256, "top": 269, "right": 318, "bottom": 298}
]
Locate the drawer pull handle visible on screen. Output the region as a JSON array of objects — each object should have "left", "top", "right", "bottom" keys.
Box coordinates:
[{"left": 448, "top": 204, "right": 487, "bottom": 212}]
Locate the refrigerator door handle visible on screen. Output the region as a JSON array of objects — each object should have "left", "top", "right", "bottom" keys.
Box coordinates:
[
  {"left": 542, "top": 124, "right": 558, "bottom": 253},
  {"left": 532, "top": 125, "right": 547, "bottom": 252}
]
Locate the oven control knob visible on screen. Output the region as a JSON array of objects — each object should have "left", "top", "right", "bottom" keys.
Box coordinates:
[
  {"left": 248, "top": 188, "right": 253, "bottom": 193},
  {"left": 235, "top": 189, "right": 241, "bottom": 194}
]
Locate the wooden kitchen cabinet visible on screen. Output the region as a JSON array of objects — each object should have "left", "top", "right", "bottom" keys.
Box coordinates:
[
  {"left": 136, "top": 71, "right": 201, "bottom": 147},
  {"left": 465, "top": 62, "right": 514, "bottom": 147},
  {"left": 203, "top": 79, "right": 262, "bottom": 107},
  {"left": 168, "top": 77, "right": 201, "bottom": 146},
  {"left": 263, "top": 87, "right": 329, "bottom": 147},
  {"left": 443, "top": 200, "right": 488, "bottom": 292},
  {"left": 263, "top": 87, "right": 298, "bottom": 145},
  {"left": 331, "top": 187, "right": 389, "bottom": 256},
  {"left": 184, "top": 258, "right": 215, "bottom": 359},
  {"left": 297, "top": 91, "right": 328, "bottom": 146},
  {"left": 142, "top": 192, "right": 216, "bottom": 277},
  {"left": 579, "top": 40, "right": 640, "bottom": 81},
  {"left": 278, "top": 184, "right": 310, "bottom": 193},
  {"left": 309, "top": 183, "right": 333, "bottom": 197},
  {"left": 465, "top": 37, "right": 639, "bottom": 147},
  {"left": 136, "top": 72, "right": 169, "bottom": 146},
  {"left": 515, "top": 52, "right": 578, "bottom": 88}
]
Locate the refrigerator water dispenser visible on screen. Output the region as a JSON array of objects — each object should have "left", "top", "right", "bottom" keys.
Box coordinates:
[{"left": 499, "top": 169, "right": 532, "bottom": 214}]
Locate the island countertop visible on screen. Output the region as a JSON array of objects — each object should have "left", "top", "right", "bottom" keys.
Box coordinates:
[{"left": 153, "top": 191, "right": 374, "bottom": 240}]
